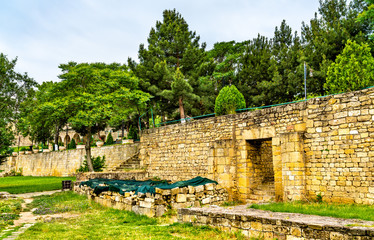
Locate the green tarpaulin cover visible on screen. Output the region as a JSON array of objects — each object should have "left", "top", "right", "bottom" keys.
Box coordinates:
[{"left": 79, "top": 176, "right": 217, "bottom": 195}]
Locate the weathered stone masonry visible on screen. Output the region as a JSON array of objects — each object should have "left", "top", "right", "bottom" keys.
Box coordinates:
[
  {"left": 1, "top": 144, "right": 139, "bottom": 176},
  {"left": 140, "top": 88, "right": 374, "bottom": 204}
]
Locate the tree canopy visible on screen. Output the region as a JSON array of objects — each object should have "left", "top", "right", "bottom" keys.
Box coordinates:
[
  {"left": 131, "top": 9, "right": 206, "bottom": 121},
  {"left": 3, "top": 2, "right": 374, "bottom": 162},
  {"left": 57, "top": 62, "right": 150, "bottom": 171},
  {"left": 325, "top": 40, "right": 374, "bottom": 93},
  {"left": 0, "top": 53, "right": 36, "bottom": 161}
]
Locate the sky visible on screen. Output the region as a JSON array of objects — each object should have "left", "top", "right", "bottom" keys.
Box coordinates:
[{"left": 0, "top": 0, "right": 320, "bottom": 84}]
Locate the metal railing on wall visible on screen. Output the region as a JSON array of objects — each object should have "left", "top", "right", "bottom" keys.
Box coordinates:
[{"left": 138, "top": 85, "right": 374, "bottom": 131}]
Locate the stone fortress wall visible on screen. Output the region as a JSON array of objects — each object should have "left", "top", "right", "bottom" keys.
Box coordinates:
[
  {"left": 2, "top": 144, "right": 139, "bottom": 176},
  {"left": 140, "top": 87, "right": 374, "bottom": 204},
  {"left": 2, "top": 87, "right": 374, "bottom": 204}
]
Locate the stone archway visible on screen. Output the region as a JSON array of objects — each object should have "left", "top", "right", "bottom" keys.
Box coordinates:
[
  {"left": 64, "top": 135, "right": 71, "bottom": 146},
  {"left": 73, "top": 133, "right": 80, "bottom": 144}
]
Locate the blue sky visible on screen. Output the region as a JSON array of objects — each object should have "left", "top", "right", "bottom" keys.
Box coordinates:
[{"left": 0, "top": 0, "right": 320, "bottom": 83}]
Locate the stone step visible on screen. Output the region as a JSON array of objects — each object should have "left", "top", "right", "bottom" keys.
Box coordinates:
[
  {"left": 248, "top": 183, "right": 275, "bottom": 203},
  {"left": 111, "top": 152, "right": 140, "bottom": 172}
]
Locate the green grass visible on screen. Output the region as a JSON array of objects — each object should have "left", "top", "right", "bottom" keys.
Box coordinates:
[
  {"left": 0, "top": 198, "right": 23, "bottom": 231},
  {"left": 16, "top": 192, "right": 248, "bottom": 240},
  {"left": 221, "top": 200, "right": 245, "bottom": 207},
  {"left": 249, "top": 201, "right": 374, "bottom": 221},
  {"left": 28, "top": 191, "right": 93, "bottom": 214},
  {"left": 0, "top": 176, "right": 76, "bottom": 194}
]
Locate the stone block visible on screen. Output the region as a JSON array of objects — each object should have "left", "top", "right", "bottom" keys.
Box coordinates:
[
  {"left": 201, "top": 197, "right": 211, "bottom": 205},
  {"left": 195, "top": 185, "right": 204, "bottom": 193},
  {"left": 139, "top": 200, "right": 153, "bottom": 208},
  {"left": 155, "top": 205, "right": 166, "bottom": 217},
  {"left": 176, "top": 194, "right": 187, "bottom": 203},
  {"left": 188, "top": 185, "right": 195, "bottom": 194},
  {"left": 179, "top": 187, "right": 188, "bottom": 194},
  {"left": 171, "top": 187, "right": 179, "bottom": 195},
  {"left": 204, "top": 183, "right": 215, "bottom": 191}
]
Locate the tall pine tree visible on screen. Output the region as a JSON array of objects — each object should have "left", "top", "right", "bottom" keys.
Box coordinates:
[
  {"left": 301, "top": 0, "right": 372, "bottom": 95},
  {"left": 130, "top": 9, "right": 206, "bottom": 122}
]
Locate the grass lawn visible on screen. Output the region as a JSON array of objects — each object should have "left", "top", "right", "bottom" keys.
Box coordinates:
[
  {"left": 0, "top": 176, "right": 76, "bottom": 194},
  {"left": 16, "top": 192, "right": 249, "bottom": 240},
  {"left": 250, "top": 201, "right": 374, "bottom": 222},
  {"left": 0, "top": 198, "right": 23, "bottom": 231}
]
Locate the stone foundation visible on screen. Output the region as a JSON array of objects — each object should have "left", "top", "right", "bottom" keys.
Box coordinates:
[
  {"left": 178, "top": 207, "right": 374, "bottom": 239},
  {"left": 75, "top": 182, "right": 228, "bottom": 217}
]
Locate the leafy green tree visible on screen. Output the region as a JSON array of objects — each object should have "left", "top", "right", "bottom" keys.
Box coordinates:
[
  {"left": 325, "top": 40, "right": 374, "bottom": 93},
  {"left": 215, "top": 85, "right": 246, "bottom": 116},
  {"left": 302, "top": 0, "right": 372, "bottom": 95},
  {"left": 18, "top": 82, "right": 69, "bottom": 149},
  {"left": 0, "top": 53, "right": 36, "bottom": 162},
  {"left": 160, "top": 68, "right": 199, "bottom": 121},
  {"left": 131, "top": 9, "right": 206, "bottom": 121},
  {"left": 58, "top": 62, "right": 150, "bottom": 171}
]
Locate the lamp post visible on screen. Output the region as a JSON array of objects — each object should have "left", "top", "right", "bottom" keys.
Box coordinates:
[{"left": 304, "top": 62, "right": 307, "bottom": 100}]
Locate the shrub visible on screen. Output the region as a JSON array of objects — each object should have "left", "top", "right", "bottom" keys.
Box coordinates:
[
  {"left": 68, "top": 139, "right": 76, "bottom": 149},
  {"left": 127, "top": 125, "right": 138, "bottom": 140},
  {"left": 214, "top": 85, "right": 246, "bottom": 116},
  {"left": 77, "top": 155, "right": 106, "bottom": 172},
  {"left": 106, "top": 132, "right": 114, "bottom": 145},
  {"left": 325, "top": 40, "right": 374, "bottom": 94}
]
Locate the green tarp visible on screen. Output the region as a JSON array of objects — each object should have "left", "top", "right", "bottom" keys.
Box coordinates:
[{"left": 79, "top": 176, "right": 217, "bottom": 195}]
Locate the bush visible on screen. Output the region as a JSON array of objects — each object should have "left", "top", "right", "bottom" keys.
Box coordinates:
[
  {"left": 20, "top": 146, "right": 28, "bottom": 152},
  {"left": 106, "top": 132, "right": 114, "bottom": 145},
  {"left": 68, "top": 139, "right": 76, "bottom": 149},
  {"left": 127, "top": 125, "right": 138, "bottom": 140},
  {"left": 214, "top": 85, "right": 246, "bottom": 116},
  {"left": 325, "top": 40, "right": 374, "bottom": 94},
  {"left": 77, "top": 155, "right": 106, "bottom": 172}
]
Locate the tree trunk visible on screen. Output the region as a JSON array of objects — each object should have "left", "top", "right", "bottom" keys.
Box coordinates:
[
  {"left": 179, "top": 96, "right": 185, "bottom": 123},
  {"left": 121, "top": 120, "right": 125, "bottom": 139},
  {"left": 54, "top": 124, "right": 60, "bottom": 151},
  {"left": 85, "top": 129, "right": 94, "bottom": 172}
]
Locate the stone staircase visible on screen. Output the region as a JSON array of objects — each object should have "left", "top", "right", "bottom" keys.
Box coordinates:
[
  {"left": 248, "top": 182, "right": 275, "bottom": 203},
  {"left": 111, "top": 152, "right": 141, "bottom": 171}
]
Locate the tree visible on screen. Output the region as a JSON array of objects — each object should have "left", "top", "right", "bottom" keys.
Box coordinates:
[
  {"left": 302, "top": 0, "right": 372, "bottom": 95},
  {"left": 357, "top": 0, "right": 374, "bottom": 39},
  {"left": 0, "top": 53, "right": 36, "bottom": 162},
  {"left": 58, "top": 62, "right": 150, "bottom": 171},
  {"left": 325, "top": 40, "right": 374, "bottom": 93},
  {"left": 238, "top": 35, "right": 275, "bottom": 107},
  {"left": 215, "top": 85, "right": 246, "bottom": 116},
  {"left": 160, "top": 68, "right": 199, "bottom": 121},
  {"left": 18, "top": 82, "right": 69, "bottom": 149},
  {"left": 270, "top": 20, "right": 304, "bottom": 102},
  {"left": 131, "top": 9, "right": 206, "bottom": 121},
  {"left": 105, "top": 132, "right": 114, "bottom": 145}
]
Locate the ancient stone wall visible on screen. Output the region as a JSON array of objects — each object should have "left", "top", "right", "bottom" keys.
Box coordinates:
[
  {"left": 1, "top": 144, "right": 138, "bottom": 176},
  {"left": 75, "top": 182, "right": 228, "bottom": 218},
  {"left": 140, "top": 87, "right": 374, "bottom": 204},
  {"left": 179, "top": 207, "right": 374, "bottom": 239}
]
